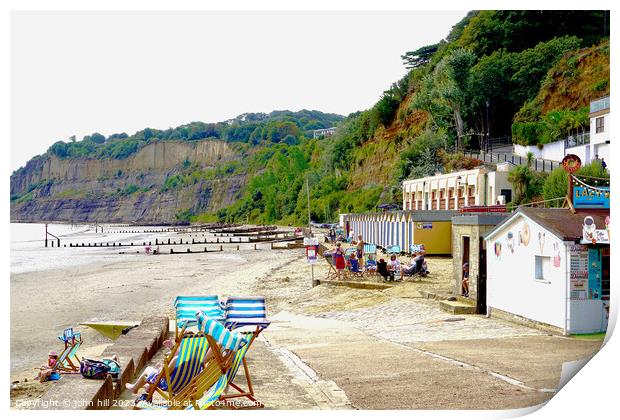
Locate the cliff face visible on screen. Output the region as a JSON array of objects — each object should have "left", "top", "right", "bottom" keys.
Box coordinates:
[{"left": 10, "top": 140, "right": 245, "bottom": 223}]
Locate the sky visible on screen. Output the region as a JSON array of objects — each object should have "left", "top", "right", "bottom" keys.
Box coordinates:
[{"left": 10, "top": 10, "right": 466, "bottom": 170}]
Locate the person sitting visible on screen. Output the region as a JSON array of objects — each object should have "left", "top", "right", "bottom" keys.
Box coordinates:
[
  {"left": 401, "top": 253, "right": 428, "bottom": 279},
  {"left": 377, "top": 258, "right": 393, "bottom": 281},
  {"left": 365, "top": 254, "right": 378, "bottom": 274},
  {"left": 125, "top": 339, "right": 205, "bottom": 394},
  {"left": 462, "top": 262, "right": 470, "bottom": 297},
  {"left": 36, "top": 351, "right": 60, "bottom": 382},
  {"left": 347, "top": 253, "right": 362, "bottom": 273},
  {"left": 386, "top": 255, "right": 401, "bottom": 281}
]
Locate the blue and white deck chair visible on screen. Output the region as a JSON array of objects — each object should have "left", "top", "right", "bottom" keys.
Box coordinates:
[
  {"left": 364, "top": 243, "right": 377, "bottom": 256},
  {"left": 344, "top": 247, "right": 357, "bottom": 257},
  {"left": 386, "top": 244, "right": 401, "bottom": 254},
  {"left": 174, "top": 295, "right": 224, "bottom": 339},
  {"left": 52, "top": 328, "right": 82, "bottom": 373},
  {"left": 58, "top": 328, "right": 81, "bottom": 344},
  {"left": 135, "top": 323, "right": 249, "bottom": 410},
  {"left": 223, "top": 296, "right": 271, "bottom": 333},
  {"left": 221, "top": 296, "right": 271, "bottom": 407}
]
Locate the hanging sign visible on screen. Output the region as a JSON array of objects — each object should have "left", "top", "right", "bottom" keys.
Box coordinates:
[
  {"left": 581, "top": 216, "right": 610, "bottom": 245},
  {"left": 562, "top": 154, "right": 582, "bottom": 174},
  {"left": 572, "top": 176, "right": 610, "bottom": 209},
  {"left": 306, "top": 245, "right": 318, "bottom": 264}
]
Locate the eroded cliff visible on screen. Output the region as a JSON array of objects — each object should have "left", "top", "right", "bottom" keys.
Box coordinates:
[{"left": 10, "top": 140, "right": 244, "bottom": 223}]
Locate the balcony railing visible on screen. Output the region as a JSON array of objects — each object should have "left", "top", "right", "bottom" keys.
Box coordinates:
[
  {"left": 590, "top": 96, "right": 610, "bottom": 113},
  {"left": 565, "top": 132, "right": 591, "bottom": 149}
]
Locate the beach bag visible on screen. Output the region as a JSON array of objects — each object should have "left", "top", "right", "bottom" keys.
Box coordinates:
[{"left": 80, "top": 358, "right": 120, "bottom": 380}]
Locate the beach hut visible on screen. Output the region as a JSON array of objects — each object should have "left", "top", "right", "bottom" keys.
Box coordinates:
[
  {"left": 451, "top": 212, "right": 510, "bottom": 313},
  {"left": 341, "top": 210, "right": 454, "bottom": 255},
  {"left": 485, "top": 208, "right": 610, "bottom": 334}
]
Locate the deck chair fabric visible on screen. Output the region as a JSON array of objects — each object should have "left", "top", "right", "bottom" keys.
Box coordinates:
[
  {"left": 141, "top": 333, "right": 209, "bottom": 403},
  {"left": 323, "top": 253, "right": 339, "bottom": 280},
  {"left": 184, "top": 333, "right": 253, "bottom": 410},
  {"left": 219, "top": 331, "right": 262, "bottom": 408},
  {"left": 174, "top": 295, "right": 224, "bottom": 337},
  {"left": 346, "top": 257, "right": 364, "bottom": 277},
  {"left": 135, "top": 336, "right": 231, "bottom": 410},
  {"left": 386, "top": 245, "right": 401, "bottom": 254},
  {"left": 220, "top": 297, "right": 270, "bottom": 408},
  {"left": 50, "top": 343, "right": 79, "bottom": 373},
  {"left": 364, "top": 243, "right": 377, "bottom": 255},
  {"left": 58, "top": 328, "right": 81, "bottom": 344},
  {"left": 223, "top": 297, "right": 271, "bottom": 331},
  {"left": 196, "top": 313, "right": 247, "bottom": 352}
]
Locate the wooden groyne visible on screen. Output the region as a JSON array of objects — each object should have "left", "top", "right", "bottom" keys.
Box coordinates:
[{"left": 65, "top": 234, "right": 303, "bottom": 248}]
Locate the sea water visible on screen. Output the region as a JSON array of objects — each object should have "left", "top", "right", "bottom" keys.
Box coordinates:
[{"left": 10, "top": 223, "right": 170, "bottom": 275}]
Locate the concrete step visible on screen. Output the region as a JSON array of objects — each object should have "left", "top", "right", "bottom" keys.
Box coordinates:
[
  {"left": 439, "top": 300, "right": 476, "bottom": 315},
  {"left": 316, "top": 278, "right": 393, "bottom": 290}
]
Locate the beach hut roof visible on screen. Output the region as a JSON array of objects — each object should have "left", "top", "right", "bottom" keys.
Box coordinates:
[{"left": 484, "top": 208, "right": 609, "bottom": 242}]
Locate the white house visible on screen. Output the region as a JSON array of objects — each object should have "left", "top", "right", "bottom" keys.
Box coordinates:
[
  {"left": 402, "top": 166, "right": 513, "bottom": 211},
  {"left": 513, "top": 96, "right": 610, "bottom": 166},
  {"left": 485, "top": 208, "right": 609, "bottom": 334},
  {"left": 588, "top": 96, "right": 610, "bottom": 164}
]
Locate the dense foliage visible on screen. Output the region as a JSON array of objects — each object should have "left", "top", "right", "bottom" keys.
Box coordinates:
[{"left": 45, "top": 110, "right": 343, "bottom": 160}]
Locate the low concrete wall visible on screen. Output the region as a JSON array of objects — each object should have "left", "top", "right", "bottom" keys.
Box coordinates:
[
  {"left": 514, "top": 140, "right": 566, "bottom": 161},
  {"left": 488, "top": 307, "right": 564, "bottom": 335},
  {"left": 36, "top": 316, "right": 169, "bottom": 410}
]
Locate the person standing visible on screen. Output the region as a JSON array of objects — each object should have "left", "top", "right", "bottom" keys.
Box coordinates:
[
  {"left": 601, "top": 158, "right": 607, "bottom": 171},
  {"left": 356, "top": 235, "right": 365, "bottom": 267},
  {"left": 334, "top": 243, "right": 346, "bottom": 279}
]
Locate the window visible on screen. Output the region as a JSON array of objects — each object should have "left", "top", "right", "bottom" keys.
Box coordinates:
[
  {"left": 596, "top": 117, "right": 605, "bottom": 133},
  {"left": 535, "top": 255, "right": 551, "bottom": 282},
  {"left": 500, "top": 189, "right": 512, "bottom": 204}
]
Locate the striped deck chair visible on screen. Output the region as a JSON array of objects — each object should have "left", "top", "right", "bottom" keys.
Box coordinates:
[
  {"left": 54, "top": 328, "right": 82, "bottom": 373},
  {"left": 323, "top": 253, "right": 340, "bottom": 280},
  {"left": 364, "top": 243, "right": 377, "bottom": 256},
  {"left": 219, "top": 296, "right": 271, "bottom": 407},
  {"left": 386, "top": 244, "right": 401, "bottom": 255},
  {"left": 138, "top": 332, "right": 210, "bottom": 405},
  {"left": 155, "top": 330, "right": 254, "bottom": 411},
  {"left": 174, "top": 295, "right": 224, "bottom": 339}
]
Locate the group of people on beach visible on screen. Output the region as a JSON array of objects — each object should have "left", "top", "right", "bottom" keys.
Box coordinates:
[{"left": 328, "top": 234, "right": 429, "bottom": 281}]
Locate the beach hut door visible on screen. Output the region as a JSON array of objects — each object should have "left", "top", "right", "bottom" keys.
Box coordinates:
[{"left": 477, "top": 238, "right": 487, "bottom": 314}]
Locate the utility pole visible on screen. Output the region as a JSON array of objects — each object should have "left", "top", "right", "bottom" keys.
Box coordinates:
[{"left": 306, "top": 174, "right": 312, "bottom": 234}]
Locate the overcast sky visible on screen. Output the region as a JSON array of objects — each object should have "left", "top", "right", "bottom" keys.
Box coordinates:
[{"left": 11, "top": 10, "right": 466, "bottom": 170}]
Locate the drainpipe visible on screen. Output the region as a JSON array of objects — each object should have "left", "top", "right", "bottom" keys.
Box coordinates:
[
  {"left": 564, "top": 241, "right": 571, "bottom": 336},
  {"left": 484, "top": 174, "right": 488, "bottom": 206}
]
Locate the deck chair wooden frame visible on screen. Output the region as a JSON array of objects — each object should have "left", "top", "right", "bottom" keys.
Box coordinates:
[
  {"left": 218, "top": 327, "right": 264, "bottom": 409},
  {"left": 324, "top": 254, "right": 341, "bottom": 280},
  {"left": 55, "top": 330, "right": 82, "bottom": 373}
]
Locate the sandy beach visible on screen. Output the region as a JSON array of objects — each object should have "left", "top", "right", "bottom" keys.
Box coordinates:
[{"left": 10, "top": 225, "right": 604, "bottom": 409}]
